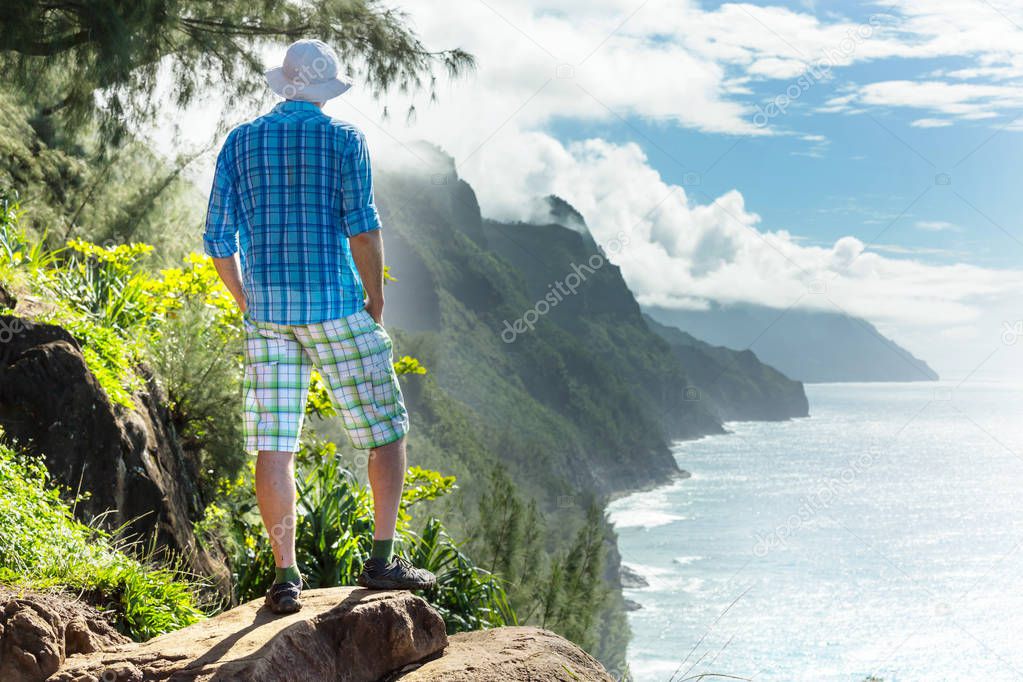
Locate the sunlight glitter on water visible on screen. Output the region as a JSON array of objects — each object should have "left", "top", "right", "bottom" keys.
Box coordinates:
[{"left": 608, "top": 382, "right": 1023, "bottom": 682}]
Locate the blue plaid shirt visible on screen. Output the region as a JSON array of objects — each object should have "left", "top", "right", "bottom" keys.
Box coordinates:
[{"left": 203, "top": 100, "right": 382, "bottom": 324}]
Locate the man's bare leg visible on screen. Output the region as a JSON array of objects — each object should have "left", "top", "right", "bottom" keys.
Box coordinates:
[
  {"left": 255, "top": 450, "right": 298, "bottom": 572},
  {"left": 367, "top": 436, "right": 407, "bottom": 543},
  {"left": 358, "top": 434, "right": 434, "bottom": 589}
]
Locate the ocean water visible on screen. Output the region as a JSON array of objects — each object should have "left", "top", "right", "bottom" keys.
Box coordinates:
[{"left": 608, "top": 382, "right": 1023, "bottom": 682}]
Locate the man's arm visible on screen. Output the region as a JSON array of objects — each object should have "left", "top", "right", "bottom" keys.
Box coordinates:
[
  {"left": 350, "top": 229, "right": 384, "bottom": 323},
  {"left": 341, "top": 128, "right": 385, "bottom": 323},
  {"left": 212, "top": 255, "right": 247, "bottom": 313},
  {"left": 204, "top": 134, "right": 245, "bottom": 312}
]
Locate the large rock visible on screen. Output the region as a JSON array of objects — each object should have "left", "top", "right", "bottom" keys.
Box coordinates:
[
  {"left": 49, "top": 587, "right": 447, "bottom": 682},
  {"left": 0, "top": 316, "right": 230, "bottom": 598},
  {"left": 0, "top": 588, "right": 129, "bottom": 682},
  {"left": 392, "top": 627, "right": 614, "bottom": 681}
]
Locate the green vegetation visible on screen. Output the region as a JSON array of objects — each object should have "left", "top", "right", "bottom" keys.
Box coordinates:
[
  {"left": 0, "top": 192, "right": 239, "bottom": 416},
  {"left": 0, "top": 438, "right": 205, "bottom": 640},
  {"left": 0, "top": 93, "right": 206, "bottom": 254}
]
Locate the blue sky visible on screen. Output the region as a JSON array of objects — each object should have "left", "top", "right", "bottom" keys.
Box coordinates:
[{"left": 543, "top": 9, "right": 1023, "bottom": 271}]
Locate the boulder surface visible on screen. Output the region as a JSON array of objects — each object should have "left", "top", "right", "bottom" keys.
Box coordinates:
[
  {"left": 392, "top": 626, "right": 615, "bottom": 682},
  {"left": 48, "top": 587, "right": 447, "bottom": 682},
  {"left": 0, "top": 587, "right": 129, "bottom": 682}
]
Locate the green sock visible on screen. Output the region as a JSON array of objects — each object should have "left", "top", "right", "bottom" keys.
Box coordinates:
[
  {"left": 275, "top": 565, "right": 301, "bottom": 585},
  {"left": 371, "top": 538, "right": 394, "bottom": 562}
]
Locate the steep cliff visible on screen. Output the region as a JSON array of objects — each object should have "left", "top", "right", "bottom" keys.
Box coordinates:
[{"left": 375, "top": 152, "right": 693, "bottom": 498}]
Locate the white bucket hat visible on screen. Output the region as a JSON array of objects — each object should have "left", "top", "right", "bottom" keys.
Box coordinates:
[{"left": 265, "top": 39, "right": 353, "bottom": 102}]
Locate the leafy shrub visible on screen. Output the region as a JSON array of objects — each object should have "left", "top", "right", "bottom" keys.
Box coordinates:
[
  {"left": 0, "top": 438, "right": 206, "bottom": 640},
  {"left": 196, "top": 440, "right": 515, "bottom": 631},
  {"left": 0, "top": 191, "right": 58, "bottom": 286},
  {"left": 145, "top": 299, "right": 245, "bottom": 490},
  {"left": 45, "top": 239, "right": 155, "bottom": 333}
]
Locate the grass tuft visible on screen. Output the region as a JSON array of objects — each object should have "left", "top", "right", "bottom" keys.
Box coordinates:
[{"left": 0, "top": 438, "right": 206, "bottom": 640}]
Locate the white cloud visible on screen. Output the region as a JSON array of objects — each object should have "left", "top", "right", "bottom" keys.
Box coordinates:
[
  {"left": 450, "top": 134, "right": 1021, "bottom": 326},
  {"left": 911, "top": 118, "right": 953, "bottom": 128},
  {"left": 915, "top": 220, "right": 960, "bottom": 232},
  {"left": 825, "top": 80, "right": 1023, "bottom": 121}
]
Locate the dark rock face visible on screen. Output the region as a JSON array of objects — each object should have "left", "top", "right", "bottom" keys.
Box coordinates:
[
  {"left": 0, "top": 282, "right": 16, "bottom": 309},
  {"left": 0, "top": 588, "right": 129, "bottom": 682},
  {"left": 619, "top": 565, "right": 649, "bottom": 589},
  {"left": 0, "top": 316, "right": 230, "bottom": 597},
  {"left": 392, "top": 627, "right": 614, "bottom": 681},
  {"left": 49, "top": 588, "right": 448, "bottom": 682}
]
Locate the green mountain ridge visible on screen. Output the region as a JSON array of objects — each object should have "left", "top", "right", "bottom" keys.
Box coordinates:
[{"left": 643, "top": 314, "right": 809, "bottom": 421}]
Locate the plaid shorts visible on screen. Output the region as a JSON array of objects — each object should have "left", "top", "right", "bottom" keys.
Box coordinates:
[{"left": 242, "top": 308, "right": 409, "bottom": 452}]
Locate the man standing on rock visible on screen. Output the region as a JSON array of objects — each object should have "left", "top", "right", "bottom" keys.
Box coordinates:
[{"left": 203, "top": 39, "right": 436, "bottom": 614}]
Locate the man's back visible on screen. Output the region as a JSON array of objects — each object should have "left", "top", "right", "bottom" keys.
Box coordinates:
[{"left": 204, "top": 100, "right": 381, "bottom": 325}]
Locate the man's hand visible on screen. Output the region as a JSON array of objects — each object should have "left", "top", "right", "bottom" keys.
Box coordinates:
[{"left": 365, "top": 297, "right": 384, "bottom": 324}]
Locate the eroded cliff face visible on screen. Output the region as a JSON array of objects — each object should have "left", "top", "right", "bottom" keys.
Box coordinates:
[{"left": 0, "top": 316, "right": 230, "bottom": 598}]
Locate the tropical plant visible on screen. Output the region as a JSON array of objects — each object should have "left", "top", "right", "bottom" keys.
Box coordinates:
[
  {"left": 0, "top": 192, "right": 60, "bottom": 295},
  {"left": 409, "top": 517, "right": 516, "bottom": 632}
]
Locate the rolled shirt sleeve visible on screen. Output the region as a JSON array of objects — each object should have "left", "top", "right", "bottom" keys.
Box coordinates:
[
  {"left": 203, "top": 141, "right": 240, "bottom": 258},
  {"left": 340, "top": 129, "right": 383, "bottom": 237}
]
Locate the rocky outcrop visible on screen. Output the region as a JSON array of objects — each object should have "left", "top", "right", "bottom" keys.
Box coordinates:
[
  {"left": 43, "top": 587, "right": 610, "bottom": 682},
  {"left": 392, "top": 627, "right": 614, "bottom": 681},
  {"left": 0, "top": 588, "right": 129, "bottom": 682},
  {"left": 50, "top": 588, "right": 448, "bottom": 682},
  {"left": 0, "top": 316, "right": 230, "bottom": 597}
]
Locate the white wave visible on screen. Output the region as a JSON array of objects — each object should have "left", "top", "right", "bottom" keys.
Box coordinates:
[{"left": 610, "top": 509, "right": 685, "bottom": 529}]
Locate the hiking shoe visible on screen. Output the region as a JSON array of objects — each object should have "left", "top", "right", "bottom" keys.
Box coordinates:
[
  {"left": 357, "top": 556, "right": 437, "bottom": 590},
  {"left": 264, "top": 581, "right": 302, "bottom": 614}
]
